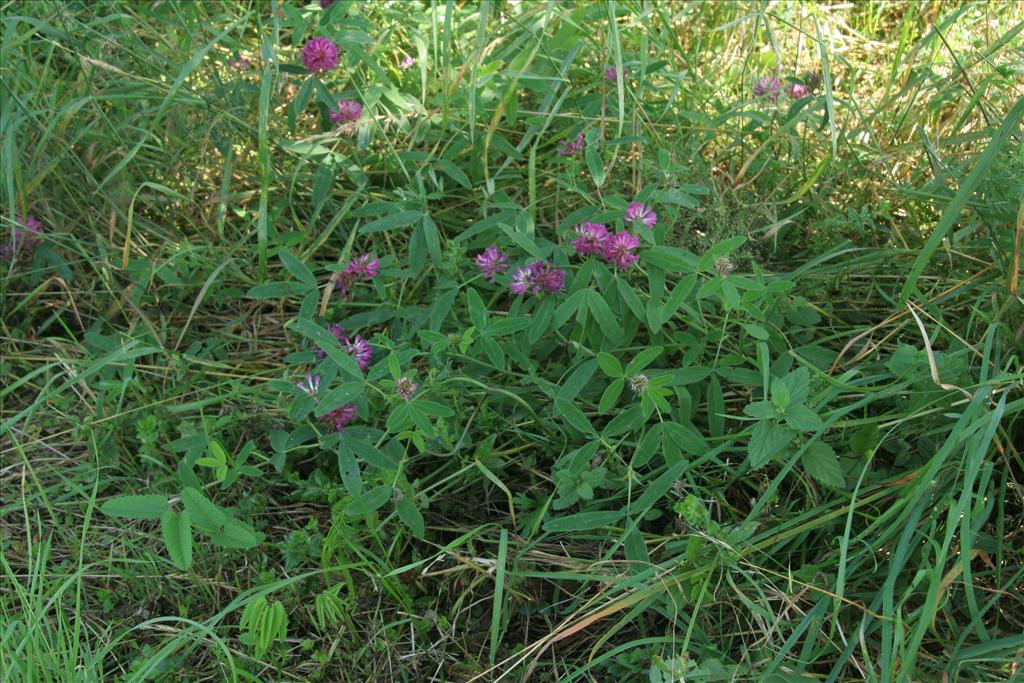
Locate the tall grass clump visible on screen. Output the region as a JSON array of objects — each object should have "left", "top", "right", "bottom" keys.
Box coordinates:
[{"left": 2, "top": 1, "right": 1022, "bottom": 681}]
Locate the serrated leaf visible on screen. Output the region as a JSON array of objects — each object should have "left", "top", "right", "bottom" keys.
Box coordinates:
[
  {"left": 781, "top": 366, "right": 811, "bottom": 406},
  {"left": 743, "top": 400, "right": 778, "bottom": 419},
  {"left": 801, "top": 441, "right": 844, "bottom": 487},
  {"left": 784, "top": 404, "right": 824, "bottom": 432},
  {"left": 748, "top": 422, "right": 796, "bottom": 468},
  {"left": 161, "top": 509, "right": 193, "bottom": 570},
  {"left": 180, "top": 487, "right": 227, "bottom": 531},
  {"left": 771, "top": 377, "right": 791, "bottom": 411},
  {"left": 100, "top": 495, "right": 168, "bottom": 520}
]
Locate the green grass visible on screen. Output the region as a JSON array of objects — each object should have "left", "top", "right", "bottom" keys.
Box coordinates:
[{"left": 2, "top": 1, "right": 1023, "bottom": 681}]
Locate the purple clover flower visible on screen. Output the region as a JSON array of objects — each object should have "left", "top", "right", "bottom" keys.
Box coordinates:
[
  {"left": 571, "top": 222, "right": 609, "bottom": 256},
  {"left": 321, "top": 403, "right": 358, "bottom": 433},
  {"left": 604, "top": 67, "right": 618, "bottom": 83},
  {"left": 296, "top": 373, "right": 321, "bottom": 396},
  {"left": 786, "top": 83, "right": 811, "bottom": 99},
  {"left": 510, "top": 261, "right": 565, "bottom": 295},
  {"left": 395, "top": 377, "right": 418, "bottom": 401},
  {"left": 752, "top": 75, "right": 782, "bottom": 99},
  {"left": 601, "top": 231, "right": 640, "bottom": 270},
  {"left": 302, "top": 37, "right": 340, "bottom": 73},
  {"left": 475, "top": 246, "right": 509, "bottom": 282},
  {"left": 557, "top": 132, "right": 584, "bottom": 156},
  {"left": 2, "top": 215, "right": 44, "bottom": 263},
  {"left": 400, "top": 55, "right": 416, "bottom": 69},
  {"left": 345, "top": 334, "right": 373, "bottom": 373},
  {"left": 332, "top": 254, "right": 379, "bottom": 298},
  {"left": 330, "top": 99, "right": 362, "bottom": 124},
  {"left": 624, "top": 202, "right": 657, "bottom": 229}
]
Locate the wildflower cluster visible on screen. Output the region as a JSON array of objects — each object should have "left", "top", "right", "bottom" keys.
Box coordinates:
[
  {"left": 330, "top": 99, "right": 362, "bottom": 124},
  {"left": 568, "top": 201, "right": 657, "bottom": 271},
  {"left": 2, "top": 215, "right": 44, "bottom": 263},
  {"left": 331, "top": 254, "right": 379, "bottom": 299},
  {"left": 510, "top": 260, "right": 566, "bottom": 295},
  {"left": 557, "top": 132, "right": 584, "bottom": 156},
  {"left": 753, "top": 71, "right": 820, "bottom": 100}
]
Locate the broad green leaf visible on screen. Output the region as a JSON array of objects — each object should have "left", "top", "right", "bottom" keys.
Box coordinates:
[
  {"left": 587, "top": 291, "right": 623, "bottom": 344},
  {"left": 466, "top": 288, "right": 487, "bottom": 330},
  {"left": 771, "top": 377, "right": 791, "bottom": 412},
  {"left": 554, "top": 398, "right": 596, "bottom": 435},
  {"left": 784, "top": 404, "right": 824, "bottom": 433},
  {"left": 278, "top": 249, "right": 317, "bottom": 287},
  {"left": 315, "top": 381, "right": 365, "bottom": 417},
  {"left": 181, "top": 487, "right": 227, "bottom": 531},
  {"left": 599, "top": 378, "right": 624, "bottom": 414},
  {"left": 626, "top": 346, "right": 663, "bottom": 376},
  {"left": 743, "top": 401, "right": 777, "bottom": 419},
  {"left": 395, "top": 496, "right": 426, "bottom": 538},
  {"left": 211, "top": 517, "right": 262, "bottom": 548},
  {"left": 596, "top": 352, "right": 623, "bottom": 377},
  {"left": 748, "top": 422, "right": 796, "bottom": 468},
  {"left": 345, "top": 485, "right": 393, "bottom": 517},
  {"left": 101, "top": 495, "right": 168, "bottom": 520},
  {"left": 161, "top": 509, "right": 193, "bottom": 570},
  {"left": 801, "top": 441, "right": 844, "bottom": 487}
]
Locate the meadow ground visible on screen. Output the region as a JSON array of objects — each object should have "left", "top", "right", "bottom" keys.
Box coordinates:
[{"left": 1, "top": 1, "right": 1023, "bottom": 681}]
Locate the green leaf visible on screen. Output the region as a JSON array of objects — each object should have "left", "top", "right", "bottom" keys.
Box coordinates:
[
  {"left": 743, "top": 400, "right": 778, "bottom": 419},
  {"left": 743, "top": 323, "right": 770, "bottom": 341},
  {"left": 771, "top": 377, "right": 791, "bottom": 412},
  {"left": 587, "top": 291, "right": 623, "bottom": 344},
  {"left": 211, "top": 517, "right": 262, "bottom": 548},
  {"left": 596, "top": 352, "right": 623, "bottom": 377},
  {"left": 784, "top": 404, "right": 824, "bottom": 433},
  {"left": 642, "top": 246, "right": 696, "bottom": 273},
  {"left": 781, "top": 367, "right": 811, "bottom": 407},
  {"left": 849, "top": 424, "right": 879, "bottom": 457},
  {"left": 488, "top": 316, "right": 531, "bottom": 336},
  {"left": 180, "top": 487, "right": 227, "bottom": 532},
  {"left": 278, "top": 249, "right": 317, "bottom": 287},
  {"left": 345, "top": 485, "right": 393, "bottom": 517},
  {"left": 479, "top": 335, "right": 505, "bottom": 370},
  {"left": 395, "top": 496, "right": 426, "bottom": 538},
  {"left": 748, "top": 422, "right": 796, "bottom": 468},
  {"left": 161, "top": 509, "right": 193, "bottom": 570},
  {"left": 801, "top": 441, "right": 844, "bottom": 488},
  {"left": 633, "top": 460, "right": 690, "bottom": 510},
  {"left": 544, "top": 509, "right": 624, "bottom": 532},
  {"left": 626, "top": 346, "right": 663, "bottom": 376},
  {"left": 415, "top": 400, "right": 454, "bottom": 417},
  {"left": 557, "top": 360, "right": 597, "bottom": 402},
  {"left": 554, "top": 398, "right": 596, "bottom": 435},
  {"left": 288, "top": 318, "right": 364, "bottom": 377},
  {"left": 315, "top": 381, "right": 365, "bottom": 417},
  {"left": 599, "top": 378, "right": 624, "bottom": 414},
  {"left": 246, "top": 281, "right": 311, "bottom": 299},
  {"left": 101, "top": 494, "right": 168, "bottom": 520},
  {"left": 602, "top": 405, "right": 644, "bottom": 438},
  {"left": 361, "top": 210, "right": 424, "bottom": 233},
  {"left": 585, "top": 143, "right": 605, "bottom": 187},
  {"left": 466, "top": 287, "right": 487, "bottom": 330}
]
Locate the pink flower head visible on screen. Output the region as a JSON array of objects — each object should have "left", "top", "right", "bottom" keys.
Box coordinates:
[
  {"left": 400, "top": 55, "right": 416, "bottom": 69},
  {"left": 624, "top": 202, "right": 657, "bottom": 229},
  {"left": 475, "top": 246, "right": 509, "bottom": 282},
  {"left": 330, "top": 99, "right": 362, "bottom": 124},
  {"left": 332, "top": 254, "right": 379, "bottom": 298},
  {"left": 571, "top": 222, "right": 609, "bottom": 256},
  {"left": 302, "top": 37, "right": 340, "bottom": 73},
  {"left": 2, "top": 215, "right": 44, "bottom": 263},
  {"left": 511, "top": 260, "right": 565, "bottom": 295},
  {"left": 601, "top": 231, "right": 640, "bottom": 270},
  {"left": 321, "top": 403, "right": 358, "bottom": 433},
  {"left": 604, "top": 67, "right": 618, "bottom": 83},
  {"left": 345, "top": 334, "right": 373, "bottom": 373},
  {"left": 296, "top": 372, "right": 321, "bottom": 396},
  {"left": 786, "top": 83, "right": 811, "bottom": 99},
  {"left": 753, "top": 75, "right": 782, "bottom": 99},
  {"left": 395, "top": 377, "right": 418, "bottom": 401},
  {"left": 557, "top": 132, "right": 584, "bottom": 156}
]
